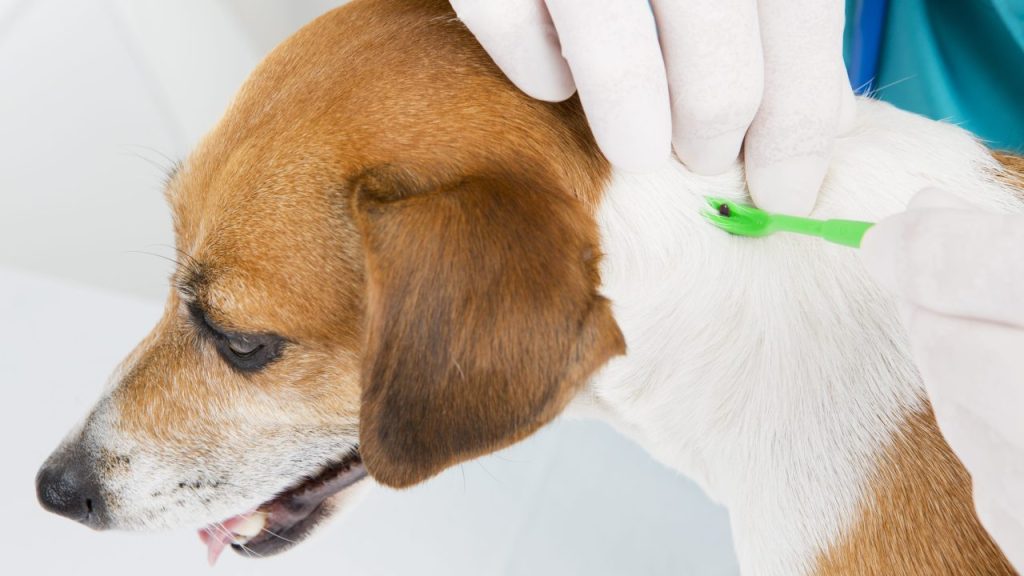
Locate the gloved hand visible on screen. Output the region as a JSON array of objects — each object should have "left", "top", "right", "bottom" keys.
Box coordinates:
[
  {"left": 861, "top": 188, "right": 1024, "bottom": 571},
  {"left": 451, "top": 0, "right": 855, "bottom": 215}
]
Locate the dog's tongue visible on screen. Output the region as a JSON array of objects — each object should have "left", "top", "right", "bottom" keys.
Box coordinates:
[{"left": 197, "top": 511, "right": 267, "bottom": 566}]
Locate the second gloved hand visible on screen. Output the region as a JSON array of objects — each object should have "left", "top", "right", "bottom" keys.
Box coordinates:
[
  {"left": 861, "top": 188, "right": 1024, "bottom": 571},
  {"left": 451, "top": 0, "right": 856, "bottom": 215}
]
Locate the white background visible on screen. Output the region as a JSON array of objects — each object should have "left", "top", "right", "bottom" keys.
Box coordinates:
[{"left": 0, "top": 1, "right": 737, "bottom": 573}]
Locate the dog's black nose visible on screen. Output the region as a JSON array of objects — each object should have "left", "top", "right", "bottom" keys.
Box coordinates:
[{"left": 36, "top": 456, "right": 107, "bottom": 529}]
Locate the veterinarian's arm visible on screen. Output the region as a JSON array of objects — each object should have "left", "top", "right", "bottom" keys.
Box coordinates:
[
  {"left": 451, "top": 0, "right": 854, "bottom": 216},
  {"left": 861, "top": 188, "right": 1024, "bottom": 571}
]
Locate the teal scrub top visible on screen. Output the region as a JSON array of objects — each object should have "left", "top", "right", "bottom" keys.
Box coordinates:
[{"left": 844, "top": 0, "right": 1024, "bottom": 152}]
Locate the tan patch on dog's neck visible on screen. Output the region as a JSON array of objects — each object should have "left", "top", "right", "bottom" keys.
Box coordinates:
[
  {"left": 814, "top": 407, "right": 1016, "bottom": 575},
  {"left": 994, "top": 152, "right": 1024, "bottom": 195}
]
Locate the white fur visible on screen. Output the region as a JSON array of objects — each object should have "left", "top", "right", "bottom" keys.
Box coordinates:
[{"left": 575, "top": 98, "right": 1021, "bottom": 576}]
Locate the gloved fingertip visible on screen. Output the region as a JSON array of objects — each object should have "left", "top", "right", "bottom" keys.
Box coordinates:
[
  {"left": 499, "top": 41, "right": 576, "bottom": 102},
  {"left": 591, "top": 113, "right": 672, "bottom": 173},
  {"left": 906, "top": 187, "right": 978, "bottom": 212},
  {"left": 454, "top": 0, "right": 576, "bottom": 104},
  {"left": 673, "top": 127, "right": 745, "bottom": 176},
  {"left": 746, "top": 156, "right": 827, "bottom": 216},
  {"left": 858, "top": 217, "right": 905, "bottom": 295},
  {"left": 599, "top": 139, "right": 672, "bottom": 173},
  {"left": 510, "top": 61, "right": 576, "bottom": 102}
]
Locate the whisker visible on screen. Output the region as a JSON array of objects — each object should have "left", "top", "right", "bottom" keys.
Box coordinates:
[
  {"left": 125, "top": 151, "right": 174, "bottom": 179},
  {"left": 150, "top": 244, "right": 204, "bottom": 280},
  {"left": 162, "top": 244, "right": 201, "bottom": 270},
  {"left": 215, "top": 521, "right": 231, "bottom": 531},
  {"left": 210, "top": 522, "right": 264, "bottom": 560},
  {"left": 123, "top": 145, "right": 182, "bottom": 185},
  {"left": 864, "top": 74, "right": 916, "bottom": 99},
  {"left": 125, "top": 144, "right": 179, "bottom": 169},
  {"left": 235, "top": 542, "right": 263, "bottom": 559},
  {"left": 261, "top": 526, "right": 298, "bottom": 545},
  {"left": 223, "top": 525, "right": 265, "bottom": 560},
  {"left": 475, "top": 460, "right": 502, "bottom": 486},
  {"left": 210, "top": 522, "right": 234, "bottom": 542},
  {"left": 123, "top": 249, "right": 180, "bottom": 268}
]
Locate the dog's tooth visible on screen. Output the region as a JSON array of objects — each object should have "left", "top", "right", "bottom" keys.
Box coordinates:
[{"left": 231, "top": 511, "right": 268, "bottom": 540}]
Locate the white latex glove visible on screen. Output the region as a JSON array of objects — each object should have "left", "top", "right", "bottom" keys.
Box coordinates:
[
  {"left": 861, "top": 188, "right": 1024, "bottom": 571},
  {"left": 451, "top": 0, "right": 855, "bottom": 215}
]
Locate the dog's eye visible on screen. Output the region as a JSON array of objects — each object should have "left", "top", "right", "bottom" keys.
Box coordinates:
[
  {"left": 217, "top": 331, "right": 284, "bottom": 373},
  {"left": 227, "top": 334, "right": 261, "bottom": 357},
  {"left": 187, "top": 304, "right": 285, "bottom": 373}
]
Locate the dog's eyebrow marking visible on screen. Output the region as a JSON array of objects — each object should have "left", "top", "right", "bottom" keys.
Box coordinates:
[
  {"left": 175, "top": 262, "right": 224, "bottom": 342},
  {"left": 186, "top": 300, "right": 220, "bottom": 341},
  {"left": 173, "top": 258, "right": 209, "bottom": 303},
  {"left": 184, "top": 294, "right": 288, "bottom": 374}
]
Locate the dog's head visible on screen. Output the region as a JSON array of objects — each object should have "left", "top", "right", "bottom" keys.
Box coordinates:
[{"left": 36, "top": 0, "right": 622, "bottom": 559}]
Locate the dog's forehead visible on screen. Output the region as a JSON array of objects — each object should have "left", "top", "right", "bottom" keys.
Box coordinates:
[
  {"left": 170, "top": 0, "right": 604, "bottom": 202},
  {"left": 161, "top": 0, "right": 608, "bottom": 341}
]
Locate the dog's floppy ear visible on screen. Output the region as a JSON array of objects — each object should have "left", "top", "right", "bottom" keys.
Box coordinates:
[{"left": 351, "top": 167, "right": 624, "bottom": 488}]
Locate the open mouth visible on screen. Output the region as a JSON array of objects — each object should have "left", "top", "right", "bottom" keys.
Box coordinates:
[{"left": 198, "top": 448, "right": 366, "bottom": 564}]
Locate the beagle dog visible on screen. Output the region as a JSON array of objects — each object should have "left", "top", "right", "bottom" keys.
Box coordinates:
[{"left": 36, "top": 0, "right": 1024, "bottom": 573}]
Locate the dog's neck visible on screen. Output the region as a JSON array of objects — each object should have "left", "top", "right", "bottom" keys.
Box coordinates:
[{"left": 573, "top": 99, "right": 1018, "bottom": 575}]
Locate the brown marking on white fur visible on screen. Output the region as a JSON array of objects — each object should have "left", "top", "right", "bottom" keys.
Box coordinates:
[
  {"left": 815, "top": 156, "right": 1024, "bottom": 574},
  {"left": 814, "top": 406, "right": 1017, "bottom": 574},
  {"left": 118, "top": 0, "right": 616, "bottom": 484},
  {"left": 994, "top": 152, "right": 1024, "bottom": 194}
]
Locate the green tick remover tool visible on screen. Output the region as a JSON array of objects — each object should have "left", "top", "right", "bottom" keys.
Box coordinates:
[{"left": 703, "top": 197, "right": 875, "bottom": 248}]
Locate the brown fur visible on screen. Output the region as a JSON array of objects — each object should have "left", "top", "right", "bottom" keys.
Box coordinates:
[
  {"left": 352, "top": 167, "right": 622, "bottom": 486},
  {"left": 995, "top": 152, "right": 1024, "bottom": 193},
  {"left": 814, "top": 407, "right": 1017, "bottom": 575},
  {"left": 119, "top": 0, "right": 617, "bottom": 486}
]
